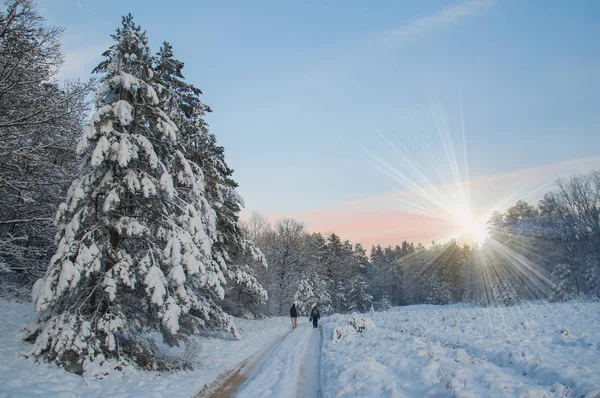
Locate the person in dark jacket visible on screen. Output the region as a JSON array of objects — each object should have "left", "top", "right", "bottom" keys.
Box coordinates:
[
  {"left": 309, "top": 305, "right": 320, "bottom": 328},
  {"left": 290, "top": 303, "right": 298, "bottom": 329}
]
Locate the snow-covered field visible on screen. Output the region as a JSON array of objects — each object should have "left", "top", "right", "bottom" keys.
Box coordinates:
[
  {"left": 320, "top": 302, "right": 600, "bottom": 397},
  {"left": 1, "top": 300, "right": 599, "bottom": 397},
  {"left": 0, "top": 300, "right": 290, "bottom": 398}
]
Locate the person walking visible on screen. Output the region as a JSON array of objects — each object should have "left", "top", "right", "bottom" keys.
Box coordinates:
[
  {"left": 309, "top": 305, "right": 320, "bottom": 328},
  {"left": 290, "top": 303, "right": 298, "bottom": 329}
]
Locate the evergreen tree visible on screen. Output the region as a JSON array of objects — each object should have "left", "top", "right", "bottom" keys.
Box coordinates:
[
  {"left": 334, "top": 280, "right": 348, "bottom": 313},
  {"left": 420, "top": 272, "right": 452, "bottom": 305},
  {"left": 550, "top": 262, "right": 577, "bottom": 301},
  {"left": 345, "top": 243, "right": 373, "bottom": 313},
  {"left": 368, "top": 245, "right": 385, "bottom": 305},
  {"left": 28, "top": 15, "right": 237, "bottom": 371},
  {"left": 346, "top": 275, "right": 372, "bottom": 313}
]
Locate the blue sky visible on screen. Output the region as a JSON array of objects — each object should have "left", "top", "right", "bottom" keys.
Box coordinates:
[{"left": 41, "top": 0, "right": 600, "bottom": 243}]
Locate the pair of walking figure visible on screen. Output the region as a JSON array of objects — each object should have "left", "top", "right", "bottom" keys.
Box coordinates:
[{"left": 290, "top": 304, "right": 320, "bottom": 329}]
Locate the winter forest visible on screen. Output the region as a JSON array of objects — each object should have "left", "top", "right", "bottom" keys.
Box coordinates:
[{"left": 1, "top": 1, "right": 599, "bottom": 396}]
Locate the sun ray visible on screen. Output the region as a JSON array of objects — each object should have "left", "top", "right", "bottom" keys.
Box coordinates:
[
  {"left": 364, "top": 104, "right": 575, "bottom": 305},
  {"left": 368, "top": 106, "right": 489, "bottom": 246}
]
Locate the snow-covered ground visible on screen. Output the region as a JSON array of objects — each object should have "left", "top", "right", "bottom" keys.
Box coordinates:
[
  {"left": 0, "top": 300, "right": 290, "bottom": 398},
  {"left": 2, "top": 300, "right": 599, "bottom": 397},
  {"left": 320, "top": 302, "right": 600, "bottom": 397}
]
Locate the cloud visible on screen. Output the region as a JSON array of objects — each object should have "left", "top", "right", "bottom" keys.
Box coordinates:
[
  {"left": 58, "top": 43, "right": 107, "bottom": 81},
  {"left": 75, "top": 2, "right": 82, "bottom": 9},
  {"left": 384, "top": 0, "right": 494, "bottom": 46},
  {"left": 285, "top": 209, "right": 457, "bottom": 248},
  {"left": 266, "top": 155, "right": 600, "bottom": 248},
  {"left": 345, "top": 155, "right": 600, "bottom": 213}
]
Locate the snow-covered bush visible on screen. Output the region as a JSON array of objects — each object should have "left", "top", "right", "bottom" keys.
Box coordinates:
[
  {"left": 347, "top": 314, "right": 376, "bottom": 333},
  {"left": 374, "top": 296, "right": 392, "bottom": 311},
  {"left": 333, "top": 314, "right": 376, "bottom": 342},
  {"left": 332, "top": 325, "right": 356, "bottom": 342}
]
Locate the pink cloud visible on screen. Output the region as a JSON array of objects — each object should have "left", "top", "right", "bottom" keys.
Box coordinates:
[{"left": 289, "top": 209, "right": 457, "bottom": 248}]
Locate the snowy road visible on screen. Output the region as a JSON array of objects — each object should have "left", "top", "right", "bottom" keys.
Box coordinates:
[
  {"left": 196, "top": 332, "right": 291, "bottom": 398},
  {"left": 234, "top": 322, "right": 323, "bottom": 398},
  {"left": 297, "top": 326, "right": 323, "bottom": 397}
]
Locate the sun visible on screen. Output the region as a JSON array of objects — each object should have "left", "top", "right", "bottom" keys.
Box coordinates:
[{"left": 457, "top": 214, "right": 488, "bottom": 245}]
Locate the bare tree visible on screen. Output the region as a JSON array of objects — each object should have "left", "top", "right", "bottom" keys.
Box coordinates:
[
  {"left": 241, "top": 211, "right": 271, "bottom": 246},
  {"left": 256, "top": 218, "right": 312, "bottom": 315},
  {"left": 0, "top": 0, "right": 93, "bottom": 297}
]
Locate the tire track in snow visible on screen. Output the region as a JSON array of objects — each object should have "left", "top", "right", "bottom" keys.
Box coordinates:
[
  {"left": 236, "top": 323, "right": 323, "bottom": 397},
  {"left": 195, "top": 332, "right": 290, "bottom": 398},
  {"left": 297, "top": 326, "right": 323, "bottom": 397}
]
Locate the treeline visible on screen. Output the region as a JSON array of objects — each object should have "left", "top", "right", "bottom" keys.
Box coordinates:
[
  {"left": 242, "top": 170, "right": 600, "bottom": 315},
  {"left": 0, "top": 0, "right": 93, "bottom": 297},
  {"left": 241, "top": 214, "right": 474, "bottom": 315},
  {"left": 482, "top": 171, "right": 600, "bottom": 304}
]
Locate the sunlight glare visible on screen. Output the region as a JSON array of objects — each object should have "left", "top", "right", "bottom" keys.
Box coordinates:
[
  {"left": 456, "top": 213, "right": 488, "bottom": 245},
  {"left": 367, "top": 103, "right": 557, "bottom": 300},
  {"left": 368, "top": 104, "right": 493, "bottom": 245}
]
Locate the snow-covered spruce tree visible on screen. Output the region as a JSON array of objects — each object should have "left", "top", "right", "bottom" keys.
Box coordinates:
[
  {"left": 334, "top": 280, "right": 348, "bottom": 313},
  {"left": 28, "top": 15, "right": 236, "bottom": 372},
  {"left": 152, "top": 42, "right": 267, "bottom": 318},
  {"left": 584, "top": 255, "right": 599, "bottom": 299},
  {"left": 419, "top": 271, "right": 452, "bottom": 305},
  {"left": 550, "top": 262, "right": 577, "bottom": 301},
  {"left": 346, "top": 275, "right": 373, "bottom": 313},
  {"left": 294, "top": 272, "right": 331, "bottom": 315},
  {"left": 346, "top": 243, "right": 373, "bottom": 312},
  {"left": 368, "top": 245, "right": 387, "bottom": 306},
  {"left": 486, "top": 272, "right": 520, "bottom": 306}
]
